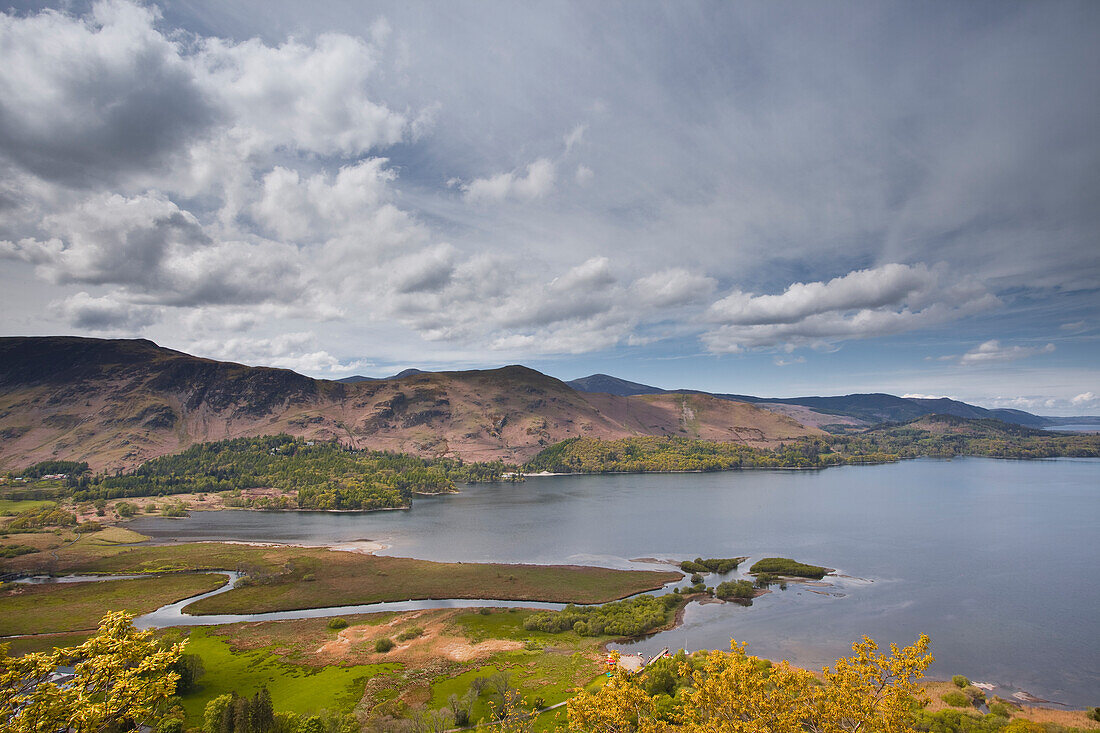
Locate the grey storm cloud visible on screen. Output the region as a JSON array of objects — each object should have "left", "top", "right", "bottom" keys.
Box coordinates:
[
  {"left": 51, "top": 291, "right": 159, "bottom": 331},
  {"left": 0, "top": 2, "right": 219, "bottom": 187}
]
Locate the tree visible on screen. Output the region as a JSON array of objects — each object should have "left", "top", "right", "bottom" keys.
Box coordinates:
[
  {"left": 252, "top": 687, "right": 275, "bottom": 732},
  {"left": 1, "top": 611, "right": 184, "bottom": 733},
  {"left": 567, "top": 635, "right": 933, "bottom": 733},
  {"left": 173, "top": 653, "right": 205, "bottom": 694},
  {"left": 299, "top": 716, "right": 326, "bottom": 733},
  {"left": 204, "top": 694, "right": 233, "bottom": 733}
]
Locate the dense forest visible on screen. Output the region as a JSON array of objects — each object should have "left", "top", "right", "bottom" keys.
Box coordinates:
[
  {"left": 26, "top": 436, "right": 513, "bottom": 510},
  {"left": 523, "top": 417, "right": 1100, "bottom": 473}
]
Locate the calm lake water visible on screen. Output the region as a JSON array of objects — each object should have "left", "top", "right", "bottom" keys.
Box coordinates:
[{"left": 130, "top": 458, "right": 1099, "bottom": 707}]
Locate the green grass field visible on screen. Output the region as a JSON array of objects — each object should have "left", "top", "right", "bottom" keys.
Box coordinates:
[
  {"left": 0, "top": 573, "right": 227, "bottom": 635},
  {"left": 0, "top": 631, "right": 94, "bottom": 656},
  {"left": 1, "top": 541, "right": 677, "bottom": 614},
  {"left": 0, "top": 499, "right": 56, "bottom": 516},
  {"left": 178, "top": 628, "right": 399, "bottom": 724},
  {"left": 453, "top": 608, "right": 600, "bottom": 648},
  {"left": 185, "top": 552, "right": 675, "bottom": 614},
  {"left": 176, "top": 607, "right": 611, "bottom": 730},
  {"left": 81, "top": 526, "right": 149, "bottom": 545}
]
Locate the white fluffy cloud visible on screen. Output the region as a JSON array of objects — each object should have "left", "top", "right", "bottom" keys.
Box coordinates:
[
  {"left": 463, "top": 158, "right": 555, "bottom": 203},
  {"left": 252, "top": 160, "right": 397, "bottom": 242},
  {"left": 702, "top": 264, "right": 999, "bottom": 353},
  {"left": 709, "top": 264, "right": 935, "bottom": 326},
  {"left": 185, "top": 332, "right": 371, "bottom": 374},
  {"left": 1071, "top": 392, "right": 1097, "bottom": 406},
  {"left": 0, "top": 1, "right": 440, "bottom": 337},
  {"left": 632, "top": 269, "right": 716, "bottom": 308},
  {"left": 1, "top": 191, "right": 208, "bottom": 287},
  {"left": 194, "top": 34, "right": 406, "bottom": 159},
  {"left": 959, "top": 340, "right": 1055, "bottom": 366}
]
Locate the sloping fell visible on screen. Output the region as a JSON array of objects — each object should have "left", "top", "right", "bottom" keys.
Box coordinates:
[
  {"left": 0, "top": 337, "right": 821, "bottom": 471},
  {"left": 895, "top": 413, "right": 1051, "bottom": 437},
  {"left": 0, "top": 337, "right": 326, "bottom": 471}
]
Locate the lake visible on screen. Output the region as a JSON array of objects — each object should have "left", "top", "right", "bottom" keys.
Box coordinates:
[{"left": 129, "top": 457, "right": 1099, "bottom": 707}]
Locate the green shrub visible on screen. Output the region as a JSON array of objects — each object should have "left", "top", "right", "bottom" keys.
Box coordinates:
[
  {"left": 988, "top": 703, "right": 1010, "bottom": 717},
  {"left": 715, "top": 580, "right": 755, "bottom": 600},
  {"left": 524, "top": 593, "right": 684, "bottom": 637},
  {"left": 327, "top": 618, "right": 348, "bottom": 630},
  {"left": 374, "top": 637, "right": 394, "bottom": 653},
  {"left": 941, "top": 691, "right": 971, "bottom": 708},
  {"left": 953, "top": 675, "right": 971, "bottom": 688},
  {"left": 754, "top": 572, "right": 778, "bottom": 588},
  {"left": 155, "top": 717, "right": 183, "bottom": 733},
  {"left": 680, "top": 557, "right": 744, "bottom": 574},
  {"left": 963, "top": 686, "right": 985, "bottom": 702},
  {"left": 690, "top": 573, "right": 703, "bottom": 584},
  {"left": 748, "top": 557, "right": 827, "bottom": 579},
  {"left": 161, "top": 502, "right": 188, "bottom": 517},
  {"left": 479, "top": 607, "right": 492, "bottom": 615},
  {"left": 396, "top": 626, "right": 423, "bottom": 641},
  {"left": 1088, "top": 707, "right": 1100, "bottom": 723},
  {"left": 913, "top": 709, "right": 1005, "bottom": 733}
]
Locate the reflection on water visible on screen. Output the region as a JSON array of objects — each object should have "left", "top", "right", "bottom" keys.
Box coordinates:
[{"left": 129, "top": 457, "right": 1099, "bottom": 707}]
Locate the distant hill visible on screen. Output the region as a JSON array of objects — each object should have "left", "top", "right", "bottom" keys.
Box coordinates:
[
  {"left": 336, "top": 368, "right": 425, "bottom": 383},
  {"left": 566, "top": 374, "right": 668, "bottom": 396},
  {"left": 567, "top": 374, "right": 1049, "bottom": 428},
  {"left": 845, "top": 414, "right": 1099, "bottom": 457},
  {"left": 1040, "top": 415, "right": 1100, "bottom": 428},
  {"left": 0, "top": 337, "right": 820, "bottom": 471}
]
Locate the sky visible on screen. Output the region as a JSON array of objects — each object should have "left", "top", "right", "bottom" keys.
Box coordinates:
[{"left": 0, "top": 1, "right": 1098, "bottom": 415}]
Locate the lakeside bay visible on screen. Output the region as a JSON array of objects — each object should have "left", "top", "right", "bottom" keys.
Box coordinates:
[{"left": 127, "top": 457, "right": 1100, "bottom": 707}]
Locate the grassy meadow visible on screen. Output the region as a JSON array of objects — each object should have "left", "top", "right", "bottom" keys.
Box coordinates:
[{"left": 0, "top": 573, "right": 227, "bottom": 635}]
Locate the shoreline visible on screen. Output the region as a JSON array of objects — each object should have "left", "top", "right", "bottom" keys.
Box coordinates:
[
  {"left": 4, "top": 556, "right": 1093, "bottom": 718},
  {"left": 56, "top": 455, "right": 1098, "bottom": 526},
  {"left": 598, "top": 595, "right": 1095, "bottom": 718}
]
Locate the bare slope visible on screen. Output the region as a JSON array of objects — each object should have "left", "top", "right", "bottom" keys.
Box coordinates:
[{"left": 0, "top": 337, "right": 820, "bottom": 471}]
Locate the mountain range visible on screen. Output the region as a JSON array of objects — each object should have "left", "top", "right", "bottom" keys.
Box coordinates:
[
  {"left": 0, "top": 337, "right": 815, "bottom": 471},
  {"left": 0, "top": 337, "right": 1088, "bottom": 472},
  {"left": 565, "top": 374, "right": 1054, "bottom": 428}
]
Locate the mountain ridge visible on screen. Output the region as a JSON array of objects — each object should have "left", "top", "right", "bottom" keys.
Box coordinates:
[
  {"left": 0, "top": 337, "right": 819, "bottom": 471},
  {"left": 566, "top": 374, "right": 1052, "bottom": 428}
]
